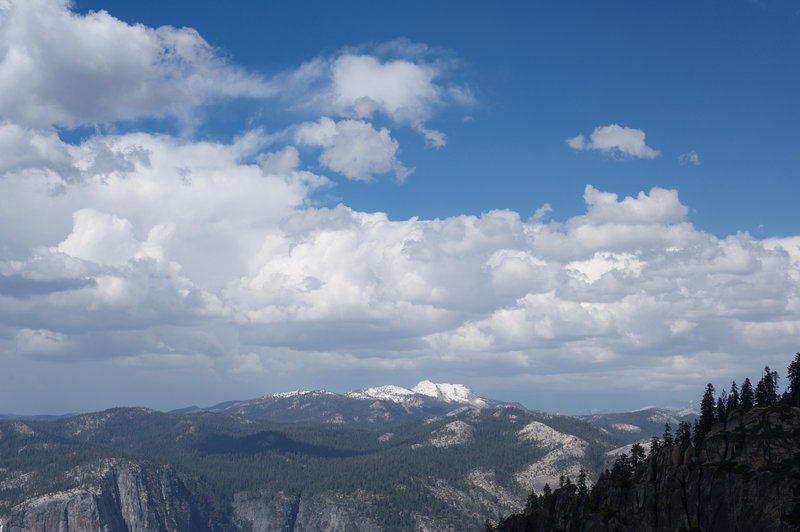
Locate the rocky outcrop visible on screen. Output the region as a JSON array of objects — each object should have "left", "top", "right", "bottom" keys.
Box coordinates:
[
  {"left": 232, "top": 489, "right": 383, "bottom": 532},
  {"left": 1, "top": 460, "right": 226, "bottom": 532},
  {"left": 496, "top": 405, "right": 800, "bottom": 531}
]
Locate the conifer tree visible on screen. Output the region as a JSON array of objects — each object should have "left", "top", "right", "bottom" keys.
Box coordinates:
[
  {"left": 741, "top": 377, "right": 754, "bottom": 410},
  {"left": 524, "top": 488, "right": 541, "bottom": 515},
  {"left": 649, "top": 435, "right": 661, "bottom": 456},
  {"left": 785, "top": 352, "right": 800, "bottom": 406},
  {"left": 698, "top": 383, "right": 716, "bottom": 438},
  {"left": 675, "top": 421, "right": 692, "bottom": 451},
  {"left": 727, "top": 380, "right": 740, "bottom": 411},
  {"left": 611, "top": 453, "right": 632, "bottom": 480},
  {"left": 755, "top": 366, "right": 779, "bottom": 406},
  {"left": 630, "top": 443, "right": 646, "bottom": 468},
  {"left": 577, "top": 468, "right": 588, "bottom": 500},
  {"left": 662, "top": 423, "right": 673, "bottom": 447},
  {"left": 715, "top": 397, "right": 727, "bottom": 422},
  {"left": 542, "top": 482, "right": 553, "bottom": 512},
  {"left": 692, "top": 418, "right": 703, "bottom": 449}
]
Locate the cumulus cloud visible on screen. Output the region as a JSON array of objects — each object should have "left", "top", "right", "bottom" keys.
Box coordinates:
[
  {"left": 275, "top": 45, "right": 470, "bottom": 146},
  {"left": 567, "top": 124, "right": 660, "bottom": 159},
  {"left": 0, "top": 0, "right": 463, "bottom": 195},
  {"left": 0, "top": 0, "right": 270, "bottom": 129},
  {"left": 679, "top": 150, "right": 701, "bottom": 165},
  {"left": 1, "top": 156, "right": 799, "bottom": 408},
  {"left": 329, "top": 54, "right": 440, "bottom": 122},
  {"left": 295, "top": 117, "right": 411, "bottom": 181},
  {"left": 0, "top": 121, "right": 73, "bottom": 174}
]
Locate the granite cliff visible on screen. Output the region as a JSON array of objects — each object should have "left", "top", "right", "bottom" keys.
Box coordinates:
[{"left": 0, "top": 459, "right": 227, "bottom": 532}]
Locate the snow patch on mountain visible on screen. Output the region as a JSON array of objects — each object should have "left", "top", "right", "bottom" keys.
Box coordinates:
[
  {"left": 610, "top": 423, "right": 641, "bottom": 433},
  {"left": 515, "top": 434, "right": 588, "bottom": 492},
  {"left": 467, "top": 468, "right": 520, "bottom": 508},
  {"left": 517, "top": 421, "right": 583, "bottom": 450},
  {"left": 606, "top": 440, "right": 651, "bottom": 457},
  {"left": 428, "top": 420, "right": 474, "bottom": 448},
  {"left": 412, "top": 381, "right": 487, "bottom": 407},
  {"left": 647, "top": 412, "right": 681, "bottom": 425},
  {"left": 515, "top": 421, "right": 588, "bottom": 491},
  {"left": 343, "top": 380, "right": 487, "bottom": 407},
  {"left": 10, "top": 421, "right": 36, "bottom": 437},
  {"left": 271, "top": 390, "right": 313, "bottom": 399},
  {"left": 346, "top": 385, "right": 417, "bottom": 403},
  {"left": 270, "top": 390, "right": 336, "bottom": 399}
]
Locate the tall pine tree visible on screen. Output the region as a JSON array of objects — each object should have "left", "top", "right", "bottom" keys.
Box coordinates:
[
  {"left": 755, "top": 366, "right": 779, "bottom": 406},
  {"left": 662, "top": 423, "right": 673, "bottom": 447},
  {"left": 741, "top": 378, "right": 755, "bottom": 410},
  {"left": 695, "top": 382, "right": 717, "bottom": 445},
  {"left": 692, "top": 418, "right": 703, "bottom": 449},
  {"left": 675, "top": 421, "right": 692, "bottom": 451},
  {"left": 577, "top": 468, "right": 588, "bottom": 500},
  {"left": 786, "top": 352, "right": 800, "bottom": 406},
  {"left": 716, "top": 396, "right": 727, "bottom": 422},
  {"left": 727, "top": 380, "right": 740, "bottom": 411}
]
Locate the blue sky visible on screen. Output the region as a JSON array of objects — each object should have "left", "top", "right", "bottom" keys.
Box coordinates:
[
  {"left": 72, "top": 0, "right": 800, "bottom": 236},
  {"left": 0, "top": 0, "right": 798, "bottom": 414}
]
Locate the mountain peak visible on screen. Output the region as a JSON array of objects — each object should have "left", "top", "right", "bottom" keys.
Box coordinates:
[
  {"left": 411, "top": 381, "right": 487, "bottom": 407},
  {"left": 345, "top": 385, "right": 416, "bottom": 402},
  {"left": 343, "top": 381, "right": 487, "bottom": 407}
]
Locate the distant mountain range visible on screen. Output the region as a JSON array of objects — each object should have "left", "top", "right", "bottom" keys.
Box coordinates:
[
  {"left": 171, "top": 380, "right": 517, "bottom": 428},
  {"left": 579, "top": 407, "right": 698, "bottom": 444},
  {"left": 0, "top": 381, "right": 697, "bottom": 531}
]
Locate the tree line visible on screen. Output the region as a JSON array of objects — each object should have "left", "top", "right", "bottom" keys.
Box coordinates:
[{"left": 490, "top": 352, "right": 800, "bottom": 531}]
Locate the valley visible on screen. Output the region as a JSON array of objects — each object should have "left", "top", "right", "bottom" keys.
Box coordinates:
[{"left": 0, "top": 381, "right": 675, "bottom": 531}]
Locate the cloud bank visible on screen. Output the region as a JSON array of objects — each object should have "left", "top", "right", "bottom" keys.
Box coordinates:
[{"left": 2, "top": 128, "right": 798, "bottom": 405}]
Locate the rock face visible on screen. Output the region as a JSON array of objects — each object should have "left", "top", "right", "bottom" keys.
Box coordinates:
[
  {"left": 232, "top": 490, "right": 382, "bottom": 532},
  {"left": 1, "top": 460, "right": 225, "bottom": 532},
  {"left": 497, "top": 405, "right": 800, "bottom": 532}
]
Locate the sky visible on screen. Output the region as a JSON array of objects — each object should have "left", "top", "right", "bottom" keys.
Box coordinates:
[{"left": 0, "top": 0, "right": 798, "bottom": 415}]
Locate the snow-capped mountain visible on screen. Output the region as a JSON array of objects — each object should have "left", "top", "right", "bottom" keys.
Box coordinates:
[
  {"left": 345, "top": 380, "right": 487, "bottom": 407},
  {"left": 191, "top": 380, "right": 498, "bottom": 427},
  {"left": 411, "top": 380, "right": 488, "bottom": 407},
  {"left": 345, "top": 384, "right": 419, "bottom": 402}
]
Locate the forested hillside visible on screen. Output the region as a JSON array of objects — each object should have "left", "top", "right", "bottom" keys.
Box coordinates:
[
  {"left": 492, "top": 353, "right": 800, "bottom": 532},
  {"left": 0, "top": 400, "right": 616, "bottom": 531}
]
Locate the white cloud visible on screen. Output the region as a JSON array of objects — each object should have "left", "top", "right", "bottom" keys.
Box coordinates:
[
  {"left": 567, "top": 124, "right": 660, "bottom": 159},
  {"left": 330, "top": 54, "right": 440, "bottom": 122},
  {"left": 0, "top": 0, "right": 270, "bottom": 129},
  {"left": 57, "top": 209, "right": 141, "bottom": 267},
  {"left": 275, "top": 46, "right": 471, "bottom": 147},
  {"left": 1, "top": 162, "right": 799, "bottom": 407},
  {"left": 258, "top": 146, "right": 300, "bottom": 175},
  {"left": 679, "top": 150, "right": 701, "bottom": 165},
  {"left": 16, "top": 328, "right": 71, "bottom": 357},
  {"left": 0, "top": 121, "right": 73, "bottom": 174},
  {"left": 414, "top": 123, "right": 447, "bottom": 148},
  {"left": 295, "top": 117, "right": 411, "bottom": 182}
]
